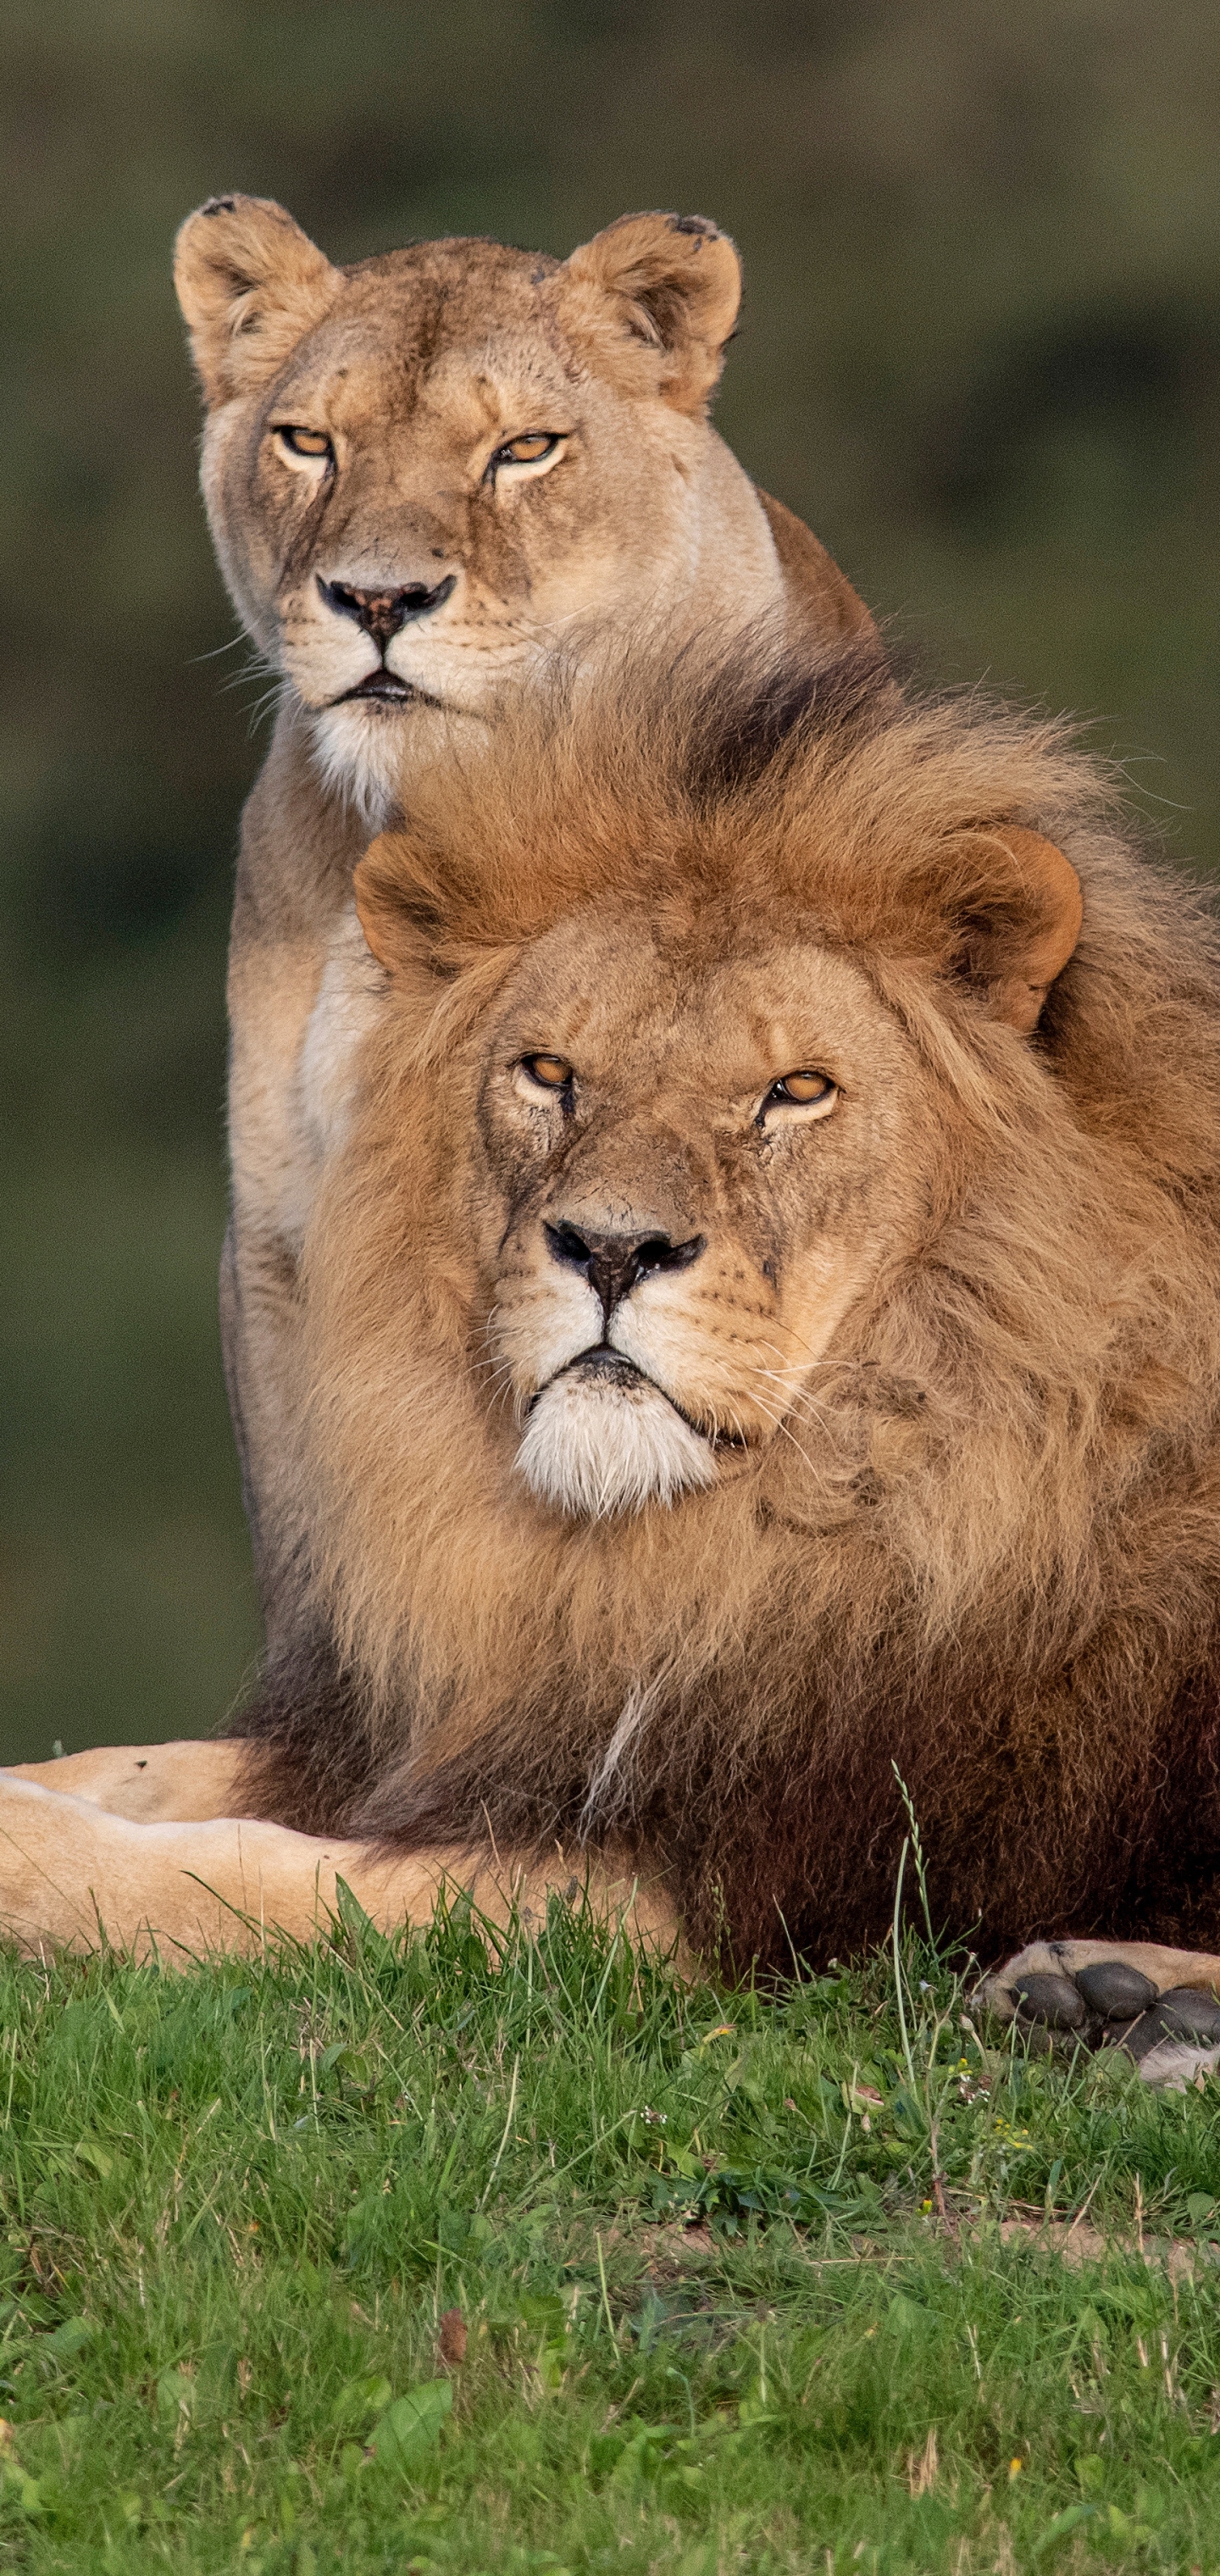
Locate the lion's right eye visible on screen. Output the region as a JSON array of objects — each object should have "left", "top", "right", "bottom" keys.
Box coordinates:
[
  {"left": 274, "top": 425, "right": 333, "bottom": 463},
  {"left": 520, "top": 1053, "right": 574, "bottom": 1092},
  {"left": 489, "top": 432, "right": 563, "bottom": 474},
  {"left": 757, "top": 1069, "right": 839, "bottom": 1126}
]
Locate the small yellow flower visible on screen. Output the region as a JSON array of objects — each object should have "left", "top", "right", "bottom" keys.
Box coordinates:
[{"left": 1009, "top": 2457, "right": 1023, "bottom": 2479}]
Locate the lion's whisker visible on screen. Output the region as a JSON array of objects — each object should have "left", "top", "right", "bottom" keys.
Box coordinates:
[{"left": 743, "top": 1389, "right": 819, "bottom": 1480}]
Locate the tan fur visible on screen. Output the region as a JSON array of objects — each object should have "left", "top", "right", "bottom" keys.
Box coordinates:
[
  {"left": 0, "top": 1773, "right": 674, "bottom": 1963},
  {"left": 12, "top": 635, "right": 1220, "bottom": 2012},
  {"left": 173, "top": 195, "right": 871, "bottom": 1634},
  {"left": 8, "top": 1742, "right": 248, "bottom": 1824}
]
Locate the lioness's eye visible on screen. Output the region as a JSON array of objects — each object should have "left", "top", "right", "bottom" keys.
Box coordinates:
[
  {"left": 760, "top": 1069, "right": 838, "bottom": 1122},
  {"left": 491, "top": 433, "right": 563, "bottom": 472},
  {"left": 521, "top": 1052, "right": 574, "bottom": 1091},
  {"left": 274, "top": 425, "right": 333, "bottom": 460}
]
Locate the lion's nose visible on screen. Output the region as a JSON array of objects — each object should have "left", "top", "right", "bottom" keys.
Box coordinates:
[
  {"left": 317, "top": 575, "right": 457, "bottom": 649},
  {"left": 544, "top": 1221, "right": 705, "bottom": 1324}
]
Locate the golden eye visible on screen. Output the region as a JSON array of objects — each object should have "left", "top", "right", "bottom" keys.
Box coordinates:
[
  {"left": 777, "top": 1070, "right": 832, "bottom": 1102},
  {"left": 521, "top": 1052, "right": 574, "bottom": 1091},
  {"left": 494, "top": 432, "right": 562, "bottom": 469},
  {"left": 275, "top": 425, "right": 332, "bottom": 458},
  {"left": 761, "top": 1069, "right": 838, "bottom": 1119}
]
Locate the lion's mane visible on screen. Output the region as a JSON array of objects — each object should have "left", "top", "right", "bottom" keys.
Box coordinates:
[{"left": 238, "top": 635, "right": 1220, "bottom": 1968}]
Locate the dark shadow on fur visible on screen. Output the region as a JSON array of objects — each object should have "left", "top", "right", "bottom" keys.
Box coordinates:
[
  {"left": 681, "top": 628, "right": 896, "bottom": 807},
  {"left": 231, "top": 1624, "right": 381, "bottom": 1840}
]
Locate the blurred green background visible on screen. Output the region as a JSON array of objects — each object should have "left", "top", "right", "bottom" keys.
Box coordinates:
[{"left": 2, "top": 0, "right": 1217, "bottom": 1762}]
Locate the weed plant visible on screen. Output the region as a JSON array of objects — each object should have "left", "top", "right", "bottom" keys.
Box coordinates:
[{"left": 1, "top": 1894, "right": 1219, "bottom": 2572}]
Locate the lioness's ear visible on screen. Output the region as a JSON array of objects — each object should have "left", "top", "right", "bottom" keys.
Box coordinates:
[
  {"left": 558, "top": 212, "right": 741, "bottom": 414},
  {"left": 174, "top": 194, "right": 341, "bottom": 406},
  {"left": 954, "top": 828, "right": 1083, "bottom": 1033}
]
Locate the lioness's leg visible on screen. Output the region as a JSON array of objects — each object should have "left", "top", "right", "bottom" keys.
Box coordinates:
[
  {"left": 225, "top": 875, "right": 371, "bottom": 1654},
  {"left": 5, "top": 1740, "right": 248, "bottom": 1824},
  {"left": 223, "top": 1217, "right": 307, "bottom": 1641},
  {"left": 982, "top": 1938, "right": 1220, "bottom": 2088},
  {"left": 219, "top": 1213, "right": 263, "bottom": 1575},
  {"left": 0, "top": 1774, "right": 679, "bottom": 1963}
]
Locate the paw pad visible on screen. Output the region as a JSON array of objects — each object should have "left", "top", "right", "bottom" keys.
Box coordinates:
[
  {"left": 1010, "top": 1963, "right": 1220, "bottom": 2062},
  {"left": 1072, "top": 1963, "right": 1156, "bottom": 2018},
  {"left": 1012, "top": 1972, "right": 1085, "bottom": 2030}
]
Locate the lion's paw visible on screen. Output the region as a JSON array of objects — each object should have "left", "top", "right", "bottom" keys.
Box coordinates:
[{"left": 979, "top": 1939, "right": 1220, "bottom": 2090}]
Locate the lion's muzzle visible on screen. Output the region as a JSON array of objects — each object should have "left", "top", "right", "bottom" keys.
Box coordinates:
[{"left": 516, "top": 1351, "right": 718, "bottom": 1518}]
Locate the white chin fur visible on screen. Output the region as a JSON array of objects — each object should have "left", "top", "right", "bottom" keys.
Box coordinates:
[
  {"left": 516, "top": 1368, "right": 717, "bottom": 1518},
  {"left": 309, "top": 705, "right": 402, "bottom": 828}
]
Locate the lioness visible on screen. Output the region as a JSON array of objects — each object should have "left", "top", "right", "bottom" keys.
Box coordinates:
[
  {"left": 6, "top": 636, "right": 1220, "bottom": 2078},
  {"left": 168, "top": 192, "right": 870, "bottom": 1641}
]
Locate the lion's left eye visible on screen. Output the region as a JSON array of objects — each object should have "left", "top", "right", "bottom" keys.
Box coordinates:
[
  {"left": 274, "top": 425, "right": 333, "bottom": 460},
  {"left": 521, "top": 1052, "right": 574, "bottom": 1091},
  {"left": 490, "top": 433, "right": 563, "bottom": 474},
  {"left": 760, "top": 1070, "right": 838, "bottom": 1120}
]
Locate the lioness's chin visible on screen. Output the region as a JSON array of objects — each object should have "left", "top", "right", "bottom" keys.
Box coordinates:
[
  {"left": 309, "top": 703, "right": 406, "bottom": 828},
  {"left": 309, "top": 698, "right": 486, "bottom": 829},
  {"left": 516, "top": 1363, "right": 718, "bottom": 1518}
]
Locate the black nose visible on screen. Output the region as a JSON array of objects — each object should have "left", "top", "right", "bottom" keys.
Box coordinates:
[
  {"left": 317, "top": 575, "right": 457, "bottom": 650},
  {"left": 544, "top": 1222, "right": 705, "bottom": 1323}
]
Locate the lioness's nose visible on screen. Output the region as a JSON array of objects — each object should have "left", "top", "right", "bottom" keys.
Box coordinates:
[
  {"left": 317, "top": 575, "right": 457, "bottom": 648},
  {"left": 544, "top": 1222, "right": 704, "bottom": 1323}
]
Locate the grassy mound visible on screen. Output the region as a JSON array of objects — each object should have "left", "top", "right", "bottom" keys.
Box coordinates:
[{"left": 1, "top": 1897, "right": 1219, "bottom": 2572}]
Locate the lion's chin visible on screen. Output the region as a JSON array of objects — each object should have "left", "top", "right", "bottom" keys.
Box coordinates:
[{"left": 515, "top": 1357, "right": 718, "bottom": 1518}]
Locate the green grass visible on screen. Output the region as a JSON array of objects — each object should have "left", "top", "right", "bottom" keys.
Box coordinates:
[{"left": 2, "top": 1898, "right": 1220, "bottom": 2573}]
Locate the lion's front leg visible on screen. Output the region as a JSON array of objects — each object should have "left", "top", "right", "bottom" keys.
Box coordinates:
[
  {"left": 981, "top": 1937, "right": 1220, "bottom": 2090},
  {"left": 4, "top": 1740, "right": 251, "bottom": 1824},
  {"left": 0, "top": 1776, "right": 682, "bottom": 1963}
]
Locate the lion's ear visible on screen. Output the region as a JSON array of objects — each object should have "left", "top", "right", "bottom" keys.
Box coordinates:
[
  {"left": 558, "top": 212, "right": 741, "bottom": 414},
  {"left": 174, "top": 195, "right": 341, "bottom": 405},
  {"left": 953, "top": 828, "right": 1083, "bottom": 1034},
  {"left": 353, "top": 834, "right": 430, "bottom": 975}
]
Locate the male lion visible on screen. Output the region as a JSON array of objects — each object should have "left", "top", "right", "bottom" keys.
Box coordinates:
[
  {"left": 168, "top": 192, "right": 869, "bottom": 1645},
  {"left": 6, "top": 636, "right": 1220, "bottom": 2074}
]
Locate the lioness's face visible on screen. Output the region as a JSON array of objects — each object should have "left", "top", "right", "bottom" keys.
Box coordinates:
[
  {"left": 178, "top": 208, "right": 764, "bottom": 819},
  {"left": 469, "top": 908, "right": 921, "bottom": 1518}
]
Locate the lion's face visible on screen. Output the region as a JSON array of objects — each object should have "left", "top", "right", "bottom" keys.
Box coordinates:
[
  {"left": 175, "top": 198, "right": 766, "bottom": 819},
  {"left": 346, "top": 648, "right": 1085, "bottom": 1536},
  {"left": 467, "top": 907, "right": 919, "bottom": 1518}
]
